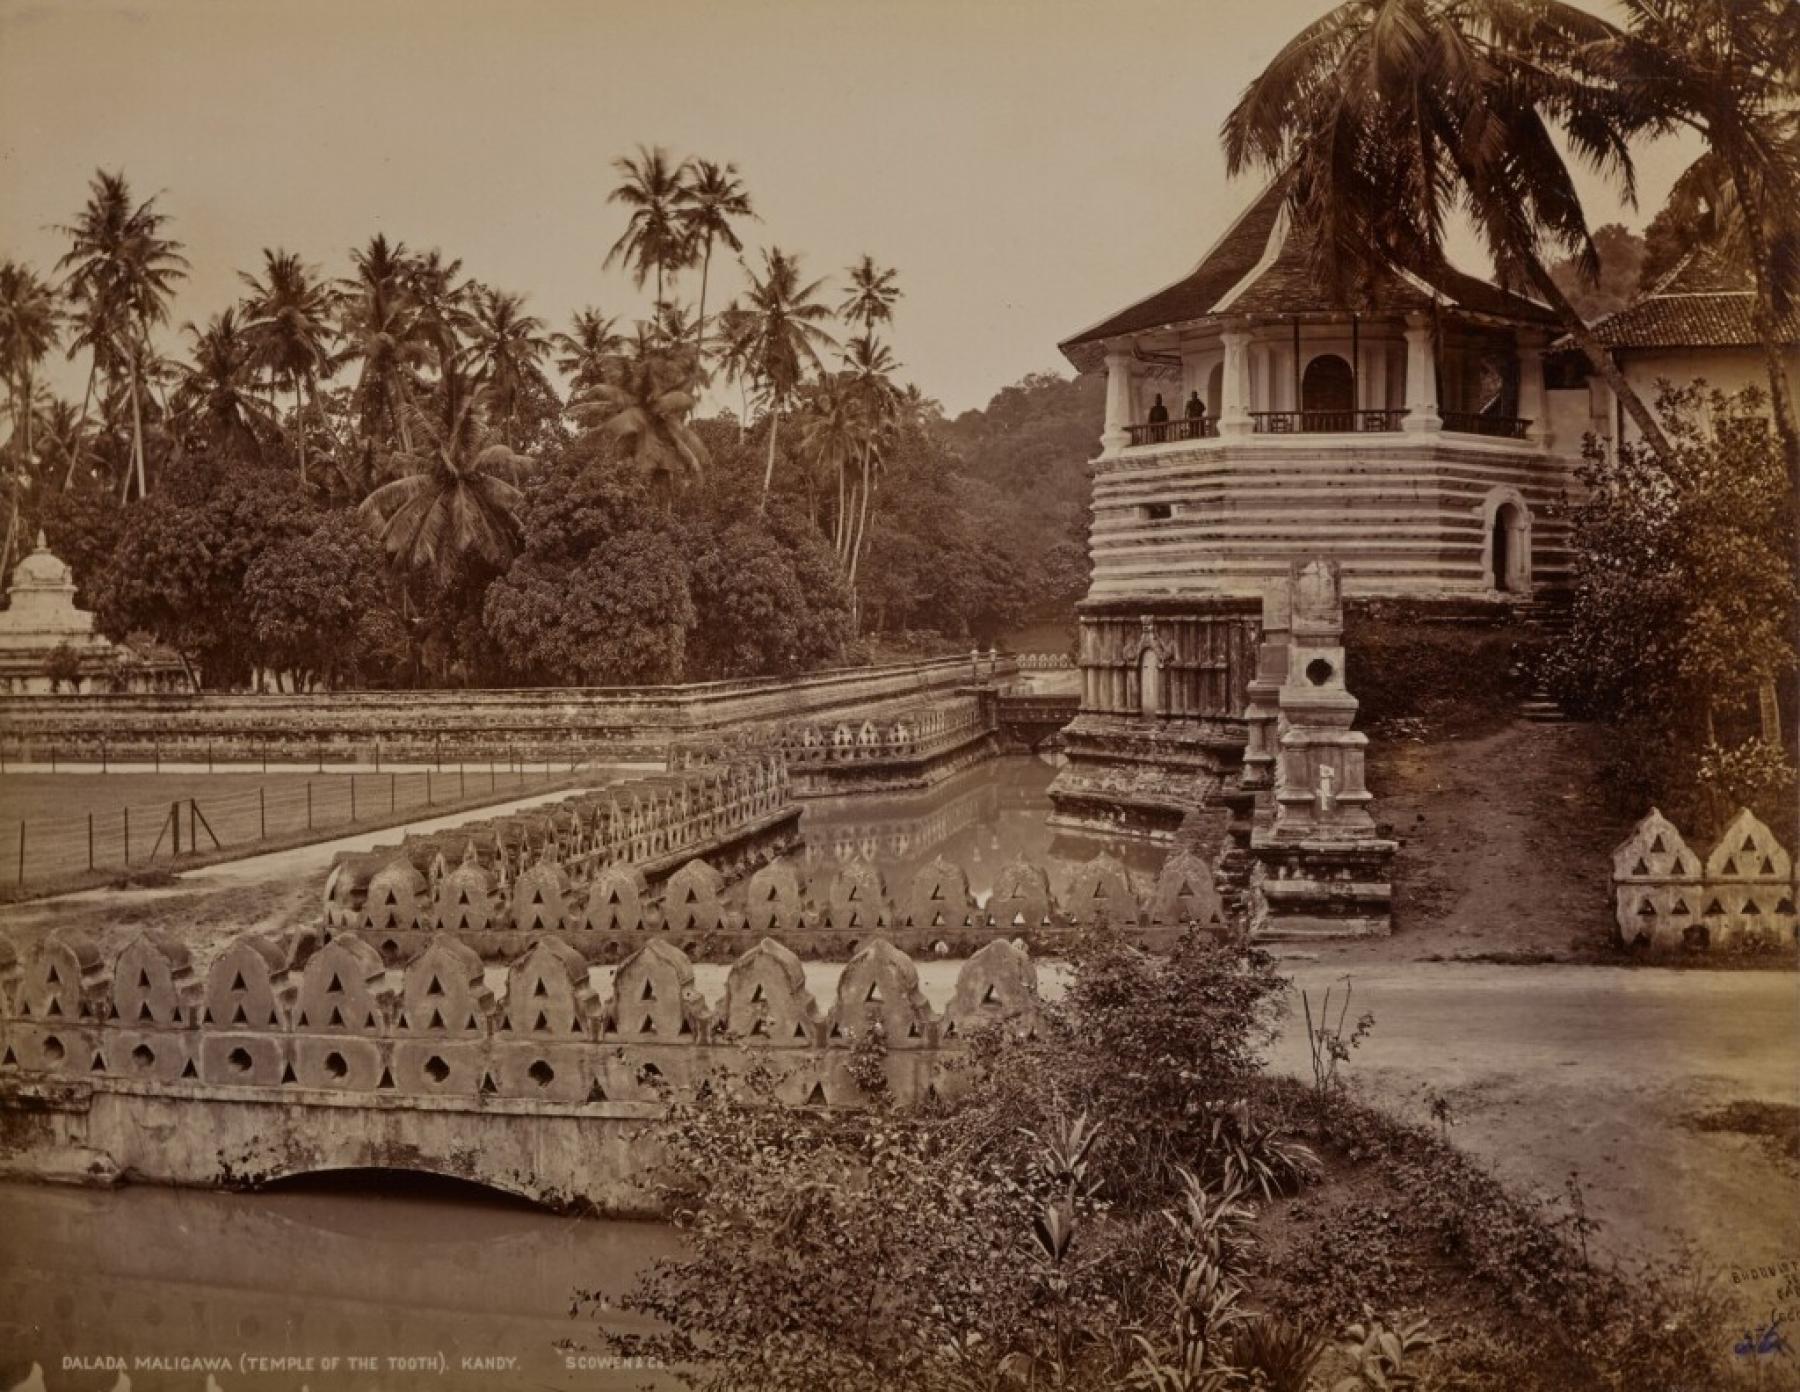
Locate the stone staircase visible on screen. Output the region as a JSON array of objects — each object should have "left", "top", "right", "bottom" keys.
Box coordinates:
[{"left": 1512, "top": 598, "right": 1573, "bottom": 724}]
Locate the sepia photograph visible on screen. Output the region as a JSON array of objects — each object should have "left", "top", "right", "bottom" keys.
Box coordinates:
[{"left": 0, "top": 0, "right": 1796, "bottom": 1388}]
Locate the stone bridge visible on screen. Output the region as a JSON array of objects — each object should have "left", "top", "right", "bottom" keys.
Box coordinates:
[
  {"left": 994, "top": 692, "right": 1080, "bottom": 751},
  {"left": 0, "top": 848, "right": 1228, "bottom": 1211}
]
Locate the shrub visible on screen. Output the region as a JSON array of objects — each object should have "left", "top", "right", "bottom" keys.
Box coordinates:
[{"left": 1344, "top": 601, "right": 1539, "bottom": 731}]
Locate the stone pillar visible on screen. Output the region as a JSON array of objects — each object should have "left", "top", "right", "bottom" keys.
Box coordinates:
[
  {"left": 1241, "top": 580, "right": 1291, "bottom": 831},
  {"left": 1402, "top": 313, "right": 1442, "bottom": 433},
  {"left": 1248, "top": 559, "right": 1396, "bottom": 939},
  {"left": 1517, "top": 332, "right": 1549, "bottom": 448},
  {"left": 1101, "top": 350, "right": 1134, "bottom": 456},
  {"left": 1219, "top": 322, "right": 1254, "bottom": 436}
]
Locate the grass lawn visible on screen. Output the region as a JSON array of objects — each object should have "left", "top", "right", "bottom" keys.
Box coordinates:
[{"left": 0, "top": 766, "right": 558, "bottom": 885}]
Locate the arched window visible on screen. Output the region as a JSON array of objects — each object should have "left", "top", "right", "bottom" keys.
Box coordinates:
[
  {"left": 1206, "top": 362, "right": 1224, "bottom": 419},
  {"left": 1301, "top": 354, "right": 1354, "bottom": 427},
  {"left": 1482, "top": 490, "right": 1532, "bottom": 594}
]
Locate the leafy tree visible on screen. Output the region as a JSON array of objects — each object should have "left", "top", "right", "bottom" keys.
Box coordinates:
[
  {"left": 1547, "top": 223, "right": 1648, "bottom": 321},
  {"left": 242, "top": 510, "right": 405, "bottom": 689},
  {"left": 676, "top": 159, "right": 755, "bottom": 362},
  {"left": 56, "top": 170, "right": 188, "bottom": 499},
  {"left": 1221, "top": 0, "right": 1675, "bottom": 458},
  {"left": 605, "top": 145, "right": 693, "bottom": 308},
  {"left": 91, "top": 468, "right": 316, "bottom": 686},
  {"left": 1546, "top": 382, "right": 1797, "bottom": 828},
  {"left": 238, "top": 248, "right": 339, "bottom": 486}
]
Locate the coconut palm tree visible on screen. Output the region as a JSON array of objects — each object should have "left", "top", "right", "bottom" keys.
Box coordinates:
[
  {"left": 359, "top": 366, "right": 530, "bottom": 580},
  {"left": 460, "top": 287, "right": 554, "bottom": 448},
  {"left": 841, "top": 331, "right": 903, "bottom": 588},
  {"left": 800, "top": 373, "right": 862, "bottom": 547},
  {"left": 676, "top": 159, "right": 755, "bottom": 362},
  {"left": 1585, "top": 0, "right": 1800, "bottom": 481},
  {"left": 712, "top": 303, "right": 760, "bottom": 442},
  {"left": 338, "top": 235, "right": 428, "bottom": 456},
  {"left": 839, "top": 256, "right": 902, "bottom": 331},
  {"left": 1222, "top": 0, "right": 1674, "bottom": 457},
  {"left": 605, "top": 145, "right": 694, "bottom": 309},
  {"left": 552, "top": 307, "right": 626, "bottom": 392},
  {"left": 239, "top": 248, "right": 338, "bottom": 486},
  {"left": 55, "top": 170, "right": 188, "bottom": 498},
  {"left": 405, "top": 248, "right": 476, "bottom": 369},
  {"left": 737, "top": 247, "right": 838, "bottom": 502},
  {"left": 567, "top": 328, "right": 709, "bottom": 504},
  {"left": 0, "top": 261, "right": 62, "bottom": 466},
  {"left": 172, "top": 309, "right": 279, "bottom": 465}
]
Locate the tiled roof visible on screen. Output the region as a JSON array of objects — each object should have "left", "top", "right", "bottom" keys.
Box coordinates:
[
  {"left": 1584, "top": 247, "right": 1799, "bottom": 348},
  {"left": 1060, "top": 182, "right": 1555, "bottom": 371}
]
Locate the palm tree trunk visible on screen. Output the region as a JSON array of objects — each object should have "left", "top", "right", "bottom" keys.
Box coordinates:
[
  {"left": 835, "top": 457, "right": 848, "bottom": 555},
  {"left": 126, "top": 359, "right": 147, "bottom": 501},
  {"left": 294, "top": 379, "right": 308, "bottom": 487},
  {"left": 848, "top": 447, "right": 874, "bottom": 585},
  {"left": 695, "top": 236, "right": 714, "bottom": 363},
  {"left": 64, "top": 357, "right": 100, "bottom": 490},
  {"left": 1727, "top": 167, "right": 1800, "bottom": 566},
  {"left": 760, "top": 404, "right": 780, "bottom": 505},
  {"left": 1519, "top": 255, "right": 1674, "bottom": 461}
]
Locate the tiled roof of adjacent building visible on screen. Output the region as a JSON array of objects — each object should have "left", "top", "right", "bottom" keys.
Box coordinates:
[
  {"left": 1582, "top": 246, "right": 1800, "bottom": 349},
  {"left": 1059, "top": 180, "right": 1556, "bottom": 372}
]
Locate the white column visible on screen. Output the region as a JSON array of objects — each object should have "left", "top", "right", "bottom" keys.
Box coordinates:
[
  {"left": 1101, "top": 349, "right": 1134, "bottom": 456},
  {"left": 1219, "top": 323, "right": 1254, "bottom": 436},
  {"left": 1367, "top": 346, "right": 1388, "bottom": 416},
  {"left": 1402, "top": 313, "right": 1441, "bottom": 432},
  {"left": 1517, "top": 333, "right": 1549, "bottom": 448}
]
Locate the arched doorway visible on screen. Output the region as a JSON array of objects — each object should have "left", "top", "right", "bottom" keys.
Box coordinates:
[
  {"left": 1487, "top": 497, "right": 1531, "bottom": 592},
  {"left": 1206, "top": 362, "right": 1224, "bottom": 419},
  {"left": 1138, "top": 648, "right": 1162, "bottom": 717},
  {"left": 1301, "top": 354, "right": 1354, "bottom": 428}
]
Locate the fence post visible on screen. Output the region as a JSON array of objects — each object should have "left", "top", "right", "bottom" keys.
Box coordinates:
[
  {"left": 437, "top": 734, "right": 443, "bottom": 772},
  {"left": 350, "top": 775, "right": 357, "bottom": 822},
  {"left": 260, "top": 786, "right": 266, "bottom": 840},
  {"left": 460, "top": 766, "right": 466, "bottom": 798},
  {"left": 427, "top": 770, "right": 433, "bottom": 806},
  {"left": 391, "top": 772, "right": 397, "bottom": 814},
  {"left": 154, "top": 740, "right": 160, "bottom": 773},
  {"left": 50, "top": 745, "right": 56, "bottom": 774},
  {"left": 376, "top": 740, "right": 381, "bottom": 774},
  {"left": 124, "top": 807, "right": 130, "bottom": 866},
  {"left": 102, "top": 739, "right": 107, "bottom": 774},
  {"left": 88, "top": 813, "right": 94, "bottom": 871},
  {"left": 307, "top": 782, "right": 313, "bottom": 830},
  {"left": 207, "top": 741, "right": 213, "bottom": 773},
  {"left": 18, "top": 821, "right": 25, "bottom": 884},
  {"left": 491, "top": 762, "right": 496, "bottom": 793}
]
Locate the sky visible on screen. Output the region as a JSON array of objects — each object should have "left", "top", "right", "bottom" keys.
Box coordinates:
[{"left": 0, "top": 0, "right": 1701, "bottom": 417}]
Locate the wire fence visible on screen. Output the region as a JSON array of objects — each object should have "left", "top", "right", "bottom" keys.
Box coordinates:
[{"left": 8, "top": 760, "right": 572, "bottom": 887}]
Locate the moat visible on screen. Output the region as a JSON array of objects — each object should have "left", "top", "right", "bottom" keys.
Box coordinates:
[{"left": 0, "top": 755, "right": 1161, "bottom": 1391}]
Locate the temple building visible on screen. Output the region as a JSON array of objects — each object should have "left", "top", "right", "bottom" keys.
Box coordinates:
[
  {"left": 1571, "top": 244, "right": 1800, "bottom": 447},
  {"left": 0, "top": 532, "right": 191, "bottom": 694},
  {"left": 1047, "top": 179, "right": 1586, "bottom": 836}
]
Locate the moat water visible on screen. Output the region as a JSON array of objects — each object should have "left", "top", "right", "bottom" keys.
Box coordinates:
[{"left": 0, "top": 755, "right": 1163, "bottom": 1391}]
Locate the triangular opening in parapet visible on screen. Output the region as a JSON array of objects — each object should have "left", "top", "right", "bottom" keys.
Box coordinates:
[
  {"left": 793, "top": 1021, "right": 809, "bottom": 1040},
  {"left": 1, "top": 1046, "right": 16, "bottom": 1067},
  {"left": 281, "top": 1062, "right": 298, "bottom": 1085},
  {"left": 46, "top": 964, "right": 61, "bottom": 987},
  {"left": 534, "top": 1011, "right": 549, "bottom": 1032},
  {"left": 480, "top": 1071, "right": 498, "bottom": 1094},
  {"left": 806, "top": 1082, "right": 828, "bottom": 1106},
  {"left": 428, "top": 1008, "right": 445, "bottom": 1030},
  {"left": 587, "top": 1080, "right": 607, "bottom": 1102},
  {"left": 982, "top": 984, "right": 999, "bottom": 1005},
  {"left": 46, "top": 999, "right": 62, "bottom": 1018},
  {"left": 231, "top": 970, "right": 247, "bottom": 992},
  {"left": 533, "top": 978, "right": 548, "bottom": 997},
  {"left": 181, "top": 1058, "right": 198, "bottom": 1079},
  {"left": 328, "top": 1005, "right": 345, "bottom": 1028},
  {"left": 232, "top": 1003, "right": 248, "bottom": 1025},
  {"left": 1650, "top": 834, "right": 1666, "bottom": 854},
  {"left": 91, "top": 1051, "right": 107, "bottom": 1073},
  {"left": 378, "top": 1067, "right": 396, "bottom": 1090},
  {"left": 750, "top": 984, "right": 766, "bottom": 1003},
  {"left": 427, "top": 976, "right": 444, "bottom": 996},
  {"left": 1761, "top": 858, "right": 1777, "bottom": 876},
  {"left": 138, "top": 1001, "right": 153, "bottom": 1022},
  {"left": 639, "top": 1013, "right": 657, "bottom": 1035},
  {"left": 640, "top": 979, "right": 655, "bottom": 1002},
  {"left": 137, "top": 968, "right": 152, "bottom": 990},
  {"left": 864, "top": 982, "right": 883, "bottom": 1004}
]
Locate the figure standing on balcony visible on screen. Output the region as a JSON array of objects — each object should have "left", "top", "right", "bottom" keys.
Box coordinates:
[
  {"left": 1148, "top": 394, "right": 1169, "bottom": 424},
  {"left": 1185, "top": 391, "right": 1206, "bottom": 426}
]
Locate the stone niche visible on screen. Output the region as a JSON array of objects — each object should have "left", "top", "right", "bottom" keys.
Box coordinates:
[{"left": 1048, "top": 598, "right": 1261, "bottom": 839}]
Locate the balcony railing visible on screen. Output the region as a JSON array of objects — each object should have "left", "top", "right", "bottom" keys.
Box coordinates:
[
  {"left": 1126, "top": 417, "right": 1219, "bottom": 446},
  {"left": 1250, "top": 409, "right": 1407, "bottom": 434},
  {"left": 1441, "top": 411, "right": 1531, "bottom": 439}
]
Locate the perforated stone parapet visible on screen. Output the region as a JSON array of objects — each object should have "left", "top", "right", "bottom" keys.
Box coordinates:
[{"left": 1613, "top": 807, "right": 1797, "bottom": 950}]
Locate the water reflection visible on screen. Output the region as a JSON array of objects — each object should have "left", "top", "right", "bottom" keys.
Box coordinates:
[
  {"left": 0, "top": 1176, "right": 682, "bottom": 1392},
  {"left": 798, "top": 754, "right": 1167, "bottom": 900},
  {"left": 1, "top": 755, "right": 1165, "bottom": 1391}
]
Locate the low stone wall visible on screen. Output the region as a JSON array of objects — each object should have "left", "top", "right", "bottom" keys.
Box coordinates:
[
  {"left": 332, "top": 844, "right": 1228, "bottom": 964},
  {"left": 1612, "top": 807, "right": 1797, "bottom": 950},
  {"left": 0, "top": 926, "right": 1044, "bottom": 1211},
  {"left": 775, "top": 696, "right": 998, "bottom": 796},
  {"left": 326, "top": 753, "right": 802, "bottom": 961},
  {"left": 0, "top": 653, "right": 1012, "bottom": 766}
]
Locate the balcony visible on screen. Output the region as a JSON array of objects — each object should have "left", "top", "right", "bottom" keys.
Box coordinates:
[
  {"left": 1441, "top": 411, "right": 1531, "bottom": 439},
  {"left": 1250, "top": 409, "right": 1407, "bottom": 434},
  {"left": 1126, "top": 417, "right": 1218, "bottom": 446}
]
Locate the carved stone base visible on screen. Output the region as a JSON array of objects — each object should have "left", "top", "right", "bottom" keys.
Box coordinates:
[
  {"left": 1247, "top": 836, "right": 1396, "bottom": 939},
  {"left": 1047, "top": 714, "right": 1243, "bottom": 840}
]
